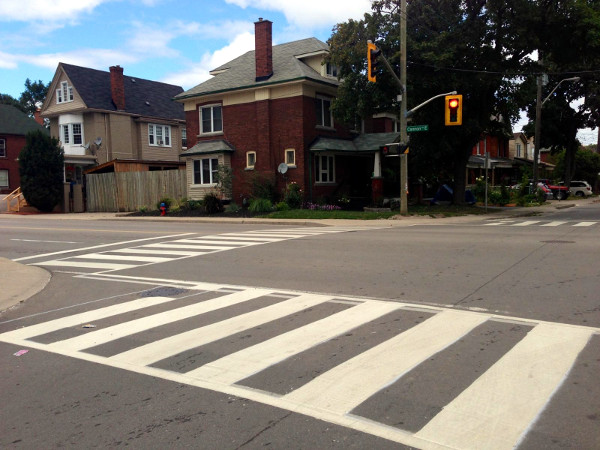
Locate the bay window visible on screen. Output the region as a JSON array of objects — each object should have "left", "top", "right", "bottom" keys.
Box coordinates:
[{"left": 193, "top": 158, "right": 219, "bottom": 185}]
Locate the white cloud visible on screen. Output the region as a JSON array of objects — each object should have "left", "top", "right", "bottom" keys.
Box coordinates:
[
  {"left": 161, "top": 31, "right": 255, "bottom": 89},
  {"left": 0, "top": 0, "right": 107, "bottom": 22},
  {"left": 21, "top": 48, "right": 138, "bottom": 71},
  {"left": 225, "top": 0, "right": 371, "bottom": 29}
]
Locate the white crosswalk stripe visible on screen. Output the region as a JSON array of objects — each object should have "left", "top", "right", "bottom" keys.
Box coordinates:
[
  {"left": 0, "top": 282, "right": 596, "bottom": 450},
  {"left": 484, "top": 220, "right": 597, "bottom": 228},
  {"left": 31, "top": 227, "right": 375, "bottom": 273}
]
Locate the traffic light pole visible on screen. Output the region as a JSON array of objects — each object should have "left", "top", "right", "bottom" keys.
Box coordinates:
[{"left": 399, "top": 0, "right": 408, "bottom": 214}]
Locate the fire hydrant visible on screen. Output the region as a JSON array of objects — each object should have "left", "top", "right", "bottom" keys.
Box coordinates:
[{"left": 160, "top": 202, "right": 167, "bottom": 216}]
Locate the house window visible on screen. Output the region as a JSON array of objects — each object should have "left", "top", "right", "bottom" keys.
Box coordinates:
[
  {"left": 516, "top": 143, "right": 522, "bottom": 158},
  {"left": 181, "top": 128, "right": 187, "bottom": 148},
  {"left": 61, "top": 123, "right": 83, "bottom": 145},
  {"left": 246, "top": 151, "right": 256, "bottom": 169},
  {"left": 315, "top": 96, "right": 333, "bottom": 128},
  {"left": 200, "top": 104, "right": 223, "bottom": 134},
  {"left": 149, "top": 124, "right": 171, "bottom": 146},
  {"left": 56, "top": 81, "right": 74, "bottom": 104},
  {"left": 193, "top": 158, "right": 219, "bottom": 185},
  {"left": 326, "top": 63, "right": 338, "bottom": 77},
  {"left": 0, "top": 138, "right": 5, "bottom": 157},
  {"left": 315, "top": 154, "right": 335, "bottom": 183},
  {"left": 0, "top": 169, "right": 8, "bottom": 188},
  {"left": 285, "top": 149, "right": 296, "bottom": 166}
]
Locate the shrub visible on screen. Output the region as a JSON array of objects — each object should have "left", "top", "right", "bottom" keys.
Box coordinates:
[
  {"left": 204, "top": 193, "right": 223, "bottom": 214},
  {"left": 19, "top": 130, "right": 64, "bottom": 212},
  {"left": 283, "top": 182, "right": 303, "bottom": 209},
  {"left": 248, "top": 197, "right": 273, "bottom": 213},
  {"left": 225, "top": 202, "right": 241, "bottom": 213},
  {"left": 275, "top": 201, "right": 290, "bottom": 211},
  {"left": 186, "top": 199, "right": 203, "bottom": 210}
]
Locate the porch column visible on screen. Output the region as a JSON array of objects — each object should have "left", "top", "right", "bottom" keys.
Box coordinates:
[{"left": 372, "top": 150, "right": 384, "bottom": 203}]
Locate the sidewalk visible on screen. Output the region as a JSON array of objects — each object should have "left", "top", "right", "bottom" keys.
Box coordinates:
[{"left": 0, "top": 197, "right": 591, "bottom": 315}]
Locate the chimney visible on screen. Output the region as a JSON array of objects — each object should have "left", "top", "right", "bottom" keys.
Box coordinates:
[
  {"left": 33, "top": 107, "right": 44, "bottom": 126},
  {"left": 109, "top": 65, "right": 126, "bottom": 110},
  {"left": 255, "top": 18, "right": 273, "bottom": 81}
]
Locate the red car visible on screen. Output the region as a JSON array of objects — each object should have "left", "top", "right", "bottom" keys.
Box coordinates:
[{"left": 537, "top": 179, "right": 570, "bottom": 200}]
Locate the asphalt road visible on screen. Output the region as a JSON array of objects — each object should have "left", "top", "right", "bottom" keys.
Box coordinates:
[{"left": 1, "top": 204, "right": 599, "bottom": 449}]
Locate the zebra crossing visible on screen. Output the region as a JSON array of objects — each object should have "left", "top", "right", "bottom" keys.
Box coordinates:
[
  {"left": 484, "top": 219, "right": 597, "bottom": 227},
  {"left": 1, "top": 279, "right": 596, "bottom": 450},
  {"left": 31, "top": 227, "right": 374, "bottom": 273}
]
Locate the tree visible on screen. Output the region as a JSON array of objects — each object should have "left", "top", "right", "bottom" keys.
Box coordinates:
[
  {"left": 328, "top": 0, "right": 530, "bottom": 203},
  {"left": 552, "top": 148, "right": 600, "bottom": 186},
  {"left": 19, "top": 130, "right": 64, "bottom": 212},
  {"left": 19, "top": 78, "right": 49, "bottom": 117},
  {"left": 0, "top": 93, "right": 27, "bottom": 113}
]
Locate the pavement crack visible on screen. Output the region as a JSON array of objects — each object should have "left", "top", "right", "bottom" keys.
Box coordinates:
[{"left": 236, "top": 411, "right": 292, "bottom": 448}]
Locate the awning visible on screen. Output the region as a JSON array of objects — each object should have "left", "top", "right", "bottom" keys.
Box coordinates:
[
  {"left": 310, "top": 132, "right": 401, "bottom": 153},
  {"left": 64, "top": 154, "right": 97, "bottom": 165},
  {"left": 180, "top": 139, "right": 235, "bottom": 157}
]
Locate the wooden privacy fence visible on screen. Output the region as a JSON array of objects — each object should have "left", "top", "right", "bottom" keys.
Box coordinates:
[{"left": 86, "top": 170, "right": 187, "bottom": 212}]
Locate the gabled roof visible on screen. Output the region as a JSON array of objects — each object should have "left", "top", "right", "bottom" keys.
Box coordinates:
[
  {"left": 0, "top": 104, "right": 49, "bottom": 135},
  {"left": 310, "top": 133, "right": 402, "bottom": 153},
  {"left": 176, "top": 38, "right": 337, "bottom": 100},
  {"left": 57, "top": 63, "right": 185, "bottom": 120}
]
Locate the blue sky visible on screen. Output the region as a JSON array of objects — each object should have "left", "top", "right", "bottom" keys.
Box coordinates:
[
  {"left": 1, "top": 0, "right": 371, "bottom": 98},
  {"left": 1, "top": 0, "right": 595, "bottom": 144}
]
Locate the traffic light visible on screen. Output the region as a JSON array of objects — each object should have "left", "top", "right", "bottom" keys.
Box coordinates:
[
  {"left": 445, "top": 94, "right": 462, "bottom": 126},
  {"left": 381, "top": 143, "right": 409, "bottom": 156},
  {"left": 367, "top": 42, "right": 381, "bottom": 83}
]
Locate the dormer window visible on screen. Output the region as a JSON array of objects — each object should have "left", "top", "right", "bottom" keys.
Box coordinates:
[
  {"left": 326, "top": 63, "right": 338, "bottom": 78},
  {"left": 56, "top": 81, "right": 74, "bottom": 104}
]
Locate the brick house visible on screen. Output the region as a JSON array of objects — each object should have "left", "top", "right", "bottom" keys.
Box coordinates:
[
  {"left": 0, "top": 104, "right": 49, "bottom": 195},
  {"left": 175, "top": 19, "right": 400, "bottom": 206},
  {"left": 467, "top": 132, "right": 516, "bottom": 186},
  {"left": 40, "top": 63, "right": 186, "bottom": 187}
]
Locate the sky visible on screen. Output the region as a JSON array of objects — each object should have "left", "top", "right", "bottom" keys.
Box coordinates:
[{"left": 1, "top": 0, "right": 595, "bottom": 145}]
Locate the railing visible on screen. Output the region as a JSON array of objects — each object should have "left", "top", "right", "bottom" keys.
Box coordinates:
[{"left": 3, "top": 187, "right": 28, "bottom": 212}]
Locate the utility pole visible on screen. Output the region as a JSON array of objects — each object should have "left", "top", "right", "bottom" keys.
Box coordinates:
[
  {"left": 533, "top": 68, "right": 543, "bottom": 188},
  {"left": 399, "top": 0, "right": 408, "bottom": 214}
]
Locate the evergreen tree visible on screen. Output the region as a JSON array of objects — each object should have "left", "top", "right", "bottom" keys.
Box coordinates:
[{"left": 19, "top": 130, "right": 64, "bottom": 212}]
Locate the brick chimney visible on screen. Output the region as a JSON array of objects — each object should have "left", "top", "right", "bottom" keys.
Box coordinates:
[
  {"left": 255, "top": 18, "right": 273, "bottom": 81},
  {"left": 109, "top": 65, "right": 126, "bottom": 110}
]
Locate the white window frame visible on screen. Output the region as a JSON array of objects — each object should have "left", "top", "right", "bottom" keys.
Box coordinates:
[
  {"left": 193, "top": 157, "right": 219, "bottom": 185},
  {"left": 0, "top": 169, "right": 8, "bottom": 187},
  {"left": 149, "top": 124, "right": 172, "bottom": 147},
  {"left": 56, "top": 81, "right": 74, "bottom": 104},
  {"left": 326, "top": 63, "right": 338, "bottom": 78},
  {"left": 60, "top": 123, "right": 83, "bottom": 146},
  {"left": 0, "top": 138, "right": 5, "bottom": 158},
  {"left": 181, "top": 128, "right": 187, "bottom": 148},
  {"left": 315, "top": 154, "right": 335, "bottom": 184},
  {"left": 246, "top": 151, "right": 256, "bottom": 170},
  {"left": 315, "top": 95, "right": 333, "bottom": 128},
  {"left": 516, "top": 143, "right": 522, "bottom": 158},
  {"left": 285, "top": 148, "right": 296, "bottom": 167},
  {"left": 200, "top": 104, "right": 223, "bottom": 135}
]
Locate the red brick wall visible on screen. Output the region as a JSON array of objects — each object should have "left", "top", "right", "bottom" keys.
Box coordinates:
[
  {"left": 0, "top": 134, "right": 25, "bottom": 194},
  {"left": 185, "top": 94, "right": 354, "bottom": 203}
]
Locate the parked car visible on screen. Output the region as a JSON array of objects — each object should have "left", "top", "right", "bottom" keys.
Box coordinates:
[
  {"left": 511, "top": 182, "right": 552, "bottom": 200},
  {"left": 536, "top": 179, "right": 570, "bottom": 200},
  {"left": 560, "top": 180, "right": 593, "bottom": 197}
]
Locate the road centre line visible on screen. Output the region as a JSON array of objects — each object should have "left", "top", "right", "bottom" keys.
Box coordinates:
[{"left": 13, "top": 232, "right": 195, "bottom": 262}]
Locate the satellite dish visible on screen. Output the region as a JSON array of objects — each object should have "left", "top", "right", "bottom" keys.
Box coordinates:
[
  {"left": 94, "top": 137, "right": 102, "bottom": 146},
  {"left": 278, "top": 163, "right": 288, "bottom": 174},
  {"left": 83, "top": 142, "right": 90, "bottom": 150}
]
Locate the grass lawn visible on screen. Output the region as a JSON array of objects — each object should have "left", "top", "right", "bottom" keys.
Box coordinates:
[{"left": 260, "top": 204, "right": 490, "bottom": 220}]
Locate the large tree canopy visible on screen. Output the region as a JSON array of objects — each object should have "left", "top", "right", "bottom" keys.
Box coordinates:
[
  {"left": 328, "top": 0, "right": 600, "bottom": 201},
  {"left": 0, "top": 78, "right": 49, "bottom": 117}
]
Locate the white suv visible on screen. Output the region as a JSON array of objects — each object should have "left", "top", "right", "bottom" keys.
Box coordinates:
[{"left": 568, "top": 180, "right": 593, "bottom": 197}]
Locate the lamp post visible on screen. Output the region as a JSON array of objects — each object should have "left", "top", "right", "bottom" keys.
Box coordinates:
[{"left": 532, "top": 76, "right": 580, "bottom": 186}]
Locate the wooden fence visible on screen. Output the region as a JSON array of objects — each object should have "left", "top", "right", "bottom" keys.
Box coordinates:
[{"left": 86, "top": 170, "right": 187, "bottom": 212}]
